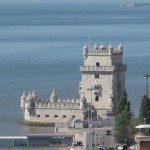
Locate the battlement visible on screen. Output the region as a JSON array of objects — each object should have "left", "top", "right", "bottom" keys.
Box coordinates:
[
  {"left": 34, "top": 99, "right": 80, "bottom": 109},
  {"left": 83, "top": 42, "right": 123, "bottom": 59},
  {"left": 20, "top": 90, "right": 81, "bottom": 110}
]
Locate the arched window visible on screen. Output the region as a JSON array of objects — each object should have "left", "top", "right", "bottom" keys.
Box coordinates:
[
  {"left": 94, "top": 85, "right": 99, "bottom": 89},
  {"left": 95, "top": 74, "right": 99, "bottom": 78},
  {"left": 95, "top": 96, "right": 99, "bottom": 101},
  {"left": 96, "top": 62, "right": 100, "bottom": 67}
]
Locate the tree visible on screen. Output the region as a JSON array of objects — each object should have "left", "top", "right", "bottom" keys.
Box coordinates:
[
  {"left": 139, "top": 95, "right": 150, "bottom": 123},
  {"left": 115, "top": 96, "right": 128, "bottom": 115},
  {"left": 114, "top": 96, "right": 135, "bottom": 147}
]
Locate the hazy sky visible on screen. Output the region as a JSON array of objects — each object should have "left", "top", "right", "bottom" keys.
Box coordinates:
[{"left": 0, "top": 0, "right": 149, "bottom": 4}]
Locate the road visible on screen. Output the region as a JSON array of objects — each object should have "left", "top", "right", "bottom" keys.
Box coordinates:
[{"left": 92, "top": 127, "right": 117, "bottom": 149}]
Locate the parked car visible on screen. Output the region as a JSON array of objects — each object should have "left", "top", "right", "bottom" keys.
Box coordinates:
[
  {"left": 129, "top": 145, "right": 136, "bottom": 150},
  {"left": 117, "top": 145, "right": 123, "bottom": 150},
  {"left": 105, "top": 130, "right": 111, "bottom": 135},
  {"left": 97, "top": 145, "right": 106, "bottom": 150}
]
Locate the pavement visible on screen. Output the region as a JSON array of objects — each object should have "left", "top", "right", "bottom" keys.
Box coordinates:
[{"left": 64, "top": 126, "right": 118, "bottom": 150}]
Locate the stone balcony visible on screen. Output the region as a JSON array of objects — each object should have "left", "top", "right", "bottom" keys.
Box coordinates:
[{"left": 80, "top": 65, "right": 127, "bottom": 72}]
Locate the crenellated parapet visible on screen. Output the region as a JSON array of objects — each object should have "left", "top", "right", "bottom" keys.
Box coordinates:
[
  {"left": 34, "top": 98, "right": 80, "bottom": 109},
  {"left": 83, "top": 42, "right": 123, "bottom": 59},
  {"left": 20, "top": 89, "right": 85, "bottom": 112}
]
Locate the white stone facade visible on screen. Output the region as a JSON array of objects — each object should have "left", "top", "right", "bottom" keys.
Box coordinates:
[
  {"left": 20, "top": 42, "right": 127, "bottom": 125},
  {"left": 79, "top": 43, "right": 127, "bottom": 116}
]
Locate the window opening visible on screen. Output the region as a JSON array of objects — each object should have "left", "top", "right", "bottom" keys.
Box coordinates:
[
  {"left": 95, "top": 96, "right": 99, "bottom": 101},
  {"left": 37, "top": 114, "right": 40, "bottom": 118},
  {"left": 95, "top": 74, "right": 99, "bottom": 78},
  {"left": 54, "top": 115, "right": 58, "bottom": 119},
  {"left": 45, "top": 114, "right": 49, "bottom": 118},
  {"left": 63, "top": 115, "right": 67, "bottom": 119},
  {"left": 96, "top": 62, "right": 100, "bottom": 67}
]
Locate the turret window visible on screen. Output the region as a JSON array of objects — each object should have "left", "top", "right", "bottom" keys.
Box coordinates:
[
  {"left": 94, "top": 85, "right": 99, "bottom": 89},
  {"left": 95, "top": 74, "right": 99, "bottom": 78},
  {"left": 95, "top": 96, "right": 99, "bottom": 101}
]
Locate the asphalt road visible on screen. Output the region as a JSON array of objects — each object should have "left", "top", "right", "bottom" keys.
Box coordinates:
[{"left": 93, "top": 127, "right": 117, "bottom": 149}]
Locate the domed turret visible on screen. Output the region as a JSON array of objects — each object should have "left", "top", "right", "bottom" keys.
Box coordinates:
[
  {"left": 99, "top": 42, "right": 106, "bottom": 50},
  {"left": 26, "top": 92, "right": 33, "bottom": 109},
  {"left": 94, "top": 43, "right": 98, "bottom": 50},
  {"left": 83, "top": 43, "right": 88, "bottom": 51},
  {"left": 50, "top": 89, "right": 58, "bottom": 103},
  {"left": 31, "top": 89, "right": 38, "bottom": 101},
  {"left": 118, "top": 44, "right": 123, "bottom": 52},
  {"left": 83, "top": 43, "right": 88, "bottom": 59},
  {"left": 20, "top": 91, "right": 26, "bottom": 107},
  {"left": 108, "top": 42, "right": 113, "bottom": 52}
]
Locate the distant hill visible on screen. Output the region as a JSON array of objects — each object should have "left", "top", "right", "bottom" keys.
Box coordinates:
[{"left": 120, "top": 3, "right": 150, "bottom": 7}]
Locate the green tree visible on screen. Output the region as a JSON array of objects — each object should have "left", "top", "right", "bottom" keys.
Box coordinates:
[
  {"left": 115, "top": 96, "right": 131, "bottom": 115},
  {"left": 114, "top": 96, "right": 135, "bottom": 147},
  {"left": 139, "top": 95, "right": 150, "bottom": 123}
]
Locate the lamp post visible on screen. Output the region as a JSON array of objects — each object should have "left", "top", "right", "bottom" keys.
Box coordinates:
[
  {"left": 87, "top": 107, "right": 91, "bottom": 150},
  {"left": 144, "top": 73, "right": 150, "bottom": 97},
  {"left": 87, "top": 86, "right": 94, "bottom": 150}
]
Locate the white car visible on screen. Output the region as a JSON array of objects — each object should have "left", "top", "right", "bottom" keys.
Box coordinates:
[
  {"left": 117, "top": 145, "right": 123, "bottom": 150},
  {"left": 129, "top": 145, "right": 136, "bottom": 150},
  {"left": 97, "top": 145, "right": 106, "bottom": 150}
]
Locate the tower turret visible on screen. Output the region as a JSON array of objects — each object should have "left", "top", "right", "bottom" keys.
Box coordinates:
[
  {"left": 26, "top": 92, "right": 33, "bottom": 109},
  {"left": 99, "top": 42, "right": 106, "bottom": 50},
  {"left": 80, "top": 94, "right": 86, "bottom": 109},
  {"left": 20, "top": 91, "right": 26, "bottom": 113},
  {"left": 83, "top": 43, "right": 88, "bottom": 59},
  {"left": 108, "top": 42, "right": 113, "bottom": 53},
  {"left": 79, "top": 41, "right": 127, "bottom": 116},
  {"left": 31, "top": 89, "right": 38, "bottom": 101},
  {"left": 50, "top": 89, "right": 58, "bottom": 103},
  {"left": 118, "top": 44, "right": 123, "bottom": 52},
  {"left": 94, "top": 43, "right": 98, "bottom": 50}
]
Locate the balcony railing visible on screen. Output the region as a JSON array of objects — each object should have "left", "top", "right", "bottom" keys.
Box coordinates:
[{"left": 80, "top": 65, "right": 127, "bottom": 72}]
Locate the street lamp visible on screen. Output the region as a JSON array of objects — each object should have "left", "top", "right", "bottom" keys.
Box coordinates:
[
  {"left": 144, "top": 73, "right": 150, "bottom": 97},
  {"left": 87, "top": 107, "right": 91, "bottom": 150},
  {"left": 87, "top": 86, "right": 94, "bottom": 150}
]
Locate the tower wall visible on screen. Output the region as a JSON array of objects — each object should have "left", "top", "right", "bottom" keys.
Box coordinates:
[
  {"left": 79, "top": 43, "right": 127, "bottom": 115},
  {"left": 24, "top": 108, "right": 84, "bottom": 123}
]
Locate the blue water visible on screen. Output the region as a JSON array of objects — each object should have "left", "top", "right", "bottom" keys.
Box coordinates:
[{"left": 0, "top": 2, "right": 150, "bottom": 135}]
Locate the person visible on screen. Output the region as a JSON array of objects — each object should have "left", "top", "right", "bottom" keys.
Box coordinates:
[{"left": 123, "top": 144, "right": 127, "bottom": 150}]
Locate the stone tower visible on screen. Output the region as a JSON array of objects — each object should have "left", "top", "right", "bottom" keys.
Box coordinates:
[{"left": 79, "top": 42, "right": 127, "bottom": 117}]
